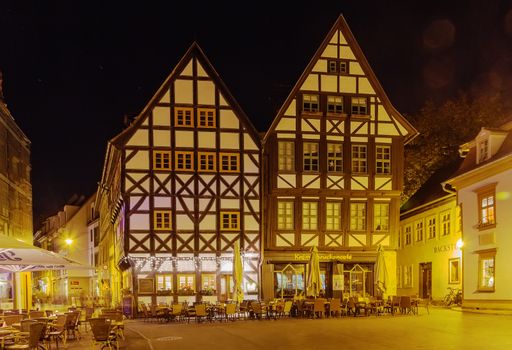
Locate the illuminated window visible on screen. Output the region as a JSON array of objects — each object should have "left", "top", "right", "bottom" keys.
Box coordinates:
[
  {"left": 478, "top": 250, "right": 495, "bottom": 292},
  {"left": 351, "top": 97, "right": 368, "bottom": 115},
  {"left": 201, "top": 274, "right": 216, "bottom": 291},
  {"left": 327, "top": 143, "right": 343, "bottom": 172},
  {"left": 154, "top": 211, "right": 172, "bottom": 230},
  {"left": 153, "top": 151, "right": 171, "bottom": 170},
  {"left": 303, "top": 142, "right": 319, "bottom": 172},
  {"left": 220, "top": 212, "right": 240, "bottom": 231},
  {"left": 178, "top": 274, "right": 195, "bottom": 293},
  {"left": 415, "top": 220, "right": 423, "bottom": 242},
  {"left": 478, "top": 187, "right": 496, "bottom": 228},
  {"left": 441, "top": 211, "right": 451, "bottom": 236},
  {"left": 350, "top": 202, "right": 366, "bottom": 231},
  {"left": 175, "top": 151, "right": 194, "bottom": 171},
  {"left": 326, "top": 202, "right": 341, "bottom": 231},
  {"left": 220, "top": 153, "right": 239, "bottom": 172},
  {"left": 198, "top": 108, "right": 216, "bottom": 128},
  {"left": 374, "top": 203, "right": 389, "bottom": 232},
  {"left": 302, "top": 202, "right": 318, "bottom": 230},
  {"left": 198, "top": 152, "right": 216, "bottom": 172},
  {"left": 404, "top": 225, "right": 412, "bottom": 245},
  {"left": 449, "top": 258, "right": 460, "bottom": 284},
  {"left": 277, "top": 201, "right": 294, "bottom": 230},
  {"left": 327, "top": 96, "right": 343, "bottom": 114},
  {"left": 376, "top": 145, "right": 391, "bottom": 174},
  {"left": 156, "top": 274, "right": 172, "bottom": 291},
  {"left": 427, "top": 215, "right": 436, "bottom": 239},
  {"left": 352, "top": 145, "right": 367, "bottom": 174},
  {"left": 175, "top": 107, "right": 194, "bottom": 127},
  {"left": 278, "top": 141, "right": 294, "bottom": 171},
  {"left": 303, "top": 94, "right": 319, "bottom": 113}
]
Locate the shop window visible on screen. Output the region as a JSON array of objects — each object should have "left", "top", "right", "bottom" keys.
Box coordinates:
[
  {"left": 403, "top": 265, "right": 413, "bottom": 287},
  {"left": 201, "top": 274, "right": 217, "bottom": 295},
  {"left": 274, "top": 264, "right": 305, "bottom": 299},
  {"left": 178, "top": 274, "right": 195, "bottom": 294},
  {"left": 449, "top": 258, "right": 460, "bottom": 284},
  {"left": 156, "top": 274, "right": 172, "bottom": 291}
]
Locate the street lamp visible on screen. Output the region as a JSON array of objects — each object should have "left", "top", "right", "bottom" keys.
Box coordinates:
[{"left": 65, "top": 238, "right": 73, "bottom": 246}]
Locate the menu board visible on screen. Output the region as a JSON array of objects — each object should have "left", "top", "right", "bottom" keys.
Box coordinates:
[{"left": 138, "top": 278, "right": 154, "bottom": 294}]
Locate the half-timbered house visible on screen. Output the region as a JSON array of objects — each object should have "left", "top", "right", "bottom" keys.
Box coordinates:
[
  {"left": 97, "top": 43, "right": 262, "bottom": 307},
  {"left": 261, "top": 15, "right": 417, "bottom": 300}
]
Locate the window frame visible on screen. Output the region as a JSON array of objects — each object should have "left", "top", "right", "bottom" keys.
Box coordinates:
[
  {"left": 154, "top": 210, "right": 172, "bottom": 231},
  {"left": 426, "top": 215, "right": 437, "bottom": 239},
  {"left": 477, "top": 249, "right": 496, "bottom": 292},
  {"left": 153, "top": 151, "right": 171, "bottom": 170},
  {"left": 375, "top": 145, "right": 391, "bottom": 175},
  {"left": 404, "top": 225, "right": 412, "bottom": 246},
  {"left": 302, "top": 94, "right": 319, "bottom": 113},
  {"left": 350, "top": 202, "right": 367, "bottom": 231},
  {"left": 441, "top": 210, "right": 451, "bottom": 236},
  {"left": 351, "top": 97, "right": 368, "bottom": 115},
  {"left": 303, "top": 142, "right": 319, "bottom": 172},
  {"left": 198, "top": 108, "right": 216, "bottom": 128},
  {"left": 278, "top": 141, "right": 295, "bottom": 172},
  {"left": 175, "top": 107, "right": 194, "bottom": 127},
  {"left": 327, "top": 95, "right": 344, "bottom": 115},
  {"left": 475, "top": 184, "right": 497, "bottom": 230},
  {"left": 277, "top": 201, "right": 294, "bottom": 230},
  {"left": 415, "top": 220, "right": 424, "bottom": 242},
  {"left": 351, "top": 144, "right": 367, "bottom": 174},
  {"left": 198, "top": 152, "right": 216, "bottom": 172},
  {"left": 219, "top": 153, "right": 240, "bottom": 173},
  {"left": 373, "top": 202, "right": 390, "bottom": 232},
  {"left": 325, "top": 202, "right": 342, "bottom": 231},
  {"left": 448, "top": 258, "right": 460, "bottom": 284},
  {"left": 175, "top": 151, "right": 194, "bottom": 171},
  {"left": 156, "top": 274, "right": 173, "bottom": 291},
  {"left": 220, "top": 211, "right": 240, "bottom": 231},
  {"left": 302, "top": 202, "right": 318, "bottom": 231},
  {"left": 327, "top": 143, "right": 343, "bottom": 172}
]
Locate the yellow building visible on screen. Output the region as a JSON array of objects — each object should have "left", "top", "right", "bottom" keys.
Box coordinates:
[
  {"left": 0, "top": 72, "right": 33, "bottom": 310},
  {"left": 398, "top": 162, "right": 462, "bottom": 301}
]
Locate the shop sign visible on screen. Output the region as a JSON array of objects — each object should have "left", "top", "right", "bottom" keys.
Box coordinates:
[
  {"left": 433, "top": 244, "right": 456, "bottom": 253},
  {"left": 70, "top": 281, "right": 80, "bottom": 286},
  {"left": 293, "top": 253, "right": 353, "bottom": 261}
]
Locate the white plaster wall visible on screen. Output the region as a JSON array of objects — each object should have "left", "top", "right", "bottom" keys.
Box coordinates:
[
  {"left": 197, "top": 81, "right": 215, "bottom": 105},
  {"left": 153, "top": 107, "right": 170, "bottom": 126},
  {"left": 153, "top": 130, "right": 170, "bottom": 147},
  {"left": 220, "top": 132, "right": 239, "bottom": 149},
  {"left": 126, "top": 129, "right": 148, "bottom": 146},
  {"left": 220, "top": 110, "right": 239, "bottom": 129},
  {"left": 125, "top": 151, "right": 149, "bottom": 170},
  {"left": 130, "top": 213, "right": 150, "bottom": 230},
  {"left": 174, "top": 79, "right": 193, "bottom": 104}
]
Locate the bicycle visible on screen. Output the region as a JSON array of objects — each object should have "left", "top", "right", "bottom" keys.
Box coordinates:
[{"left": 443, "top": 287, "right": 462, "bottom": 307}]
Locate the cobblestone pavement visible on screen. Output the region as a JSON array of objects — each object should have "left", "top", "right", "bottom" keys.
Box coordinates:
[{"left": 68, "top": 307, "right": 512, "bottom": 350}]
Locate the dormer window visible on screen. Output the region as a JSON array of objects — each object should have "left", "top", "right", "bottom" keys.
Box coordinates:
[{"left": 478, "top": 139, "right": 489, "bottom": 163}]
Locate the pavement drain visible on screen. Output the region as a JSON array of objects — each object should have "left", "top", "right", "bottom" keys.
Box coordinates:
[{"left": 155, "top": 336, "right": 183, "bottom": 342}]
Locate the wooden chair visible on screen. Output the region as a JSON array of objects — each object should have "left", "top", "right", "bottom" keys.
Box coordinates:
[
  {"left": 169, "top": 304, "right": 183, "bottom": 322},
  {"left": 281, "top": 300, "right": 293, "bottom": 318},
  {"left": 329, "top": 299, "right": 342, "bottom": 317},
  {"left": 250, "top": 302, "right": 266, "bottom": 320},
  {"left": 313, "top": 299, "right": 326, "bottom": 318},
  {"left": 28, "top": 311, "right": 44, "bottom": 319},
  {"left": 4, "top": 315, "right": 22, "bottom": 326},
  {"left": 238, "top": 300, "right": 249, "bottom": 319},
  {"left": 194, "top": 304, "right": 208, "bottom": 323},
  {"left": 44, "top": 310, "right": 53, "bottom": 317},
  {"left": 64, "top": 311, "right": 81, "bottom": 340},
  {"left": 89, "top": 318, "right": 118, "bottom": 350},
  {"left": 224, "top": 303, "right": 237, "bottom": 322},
  {"left": 399, "top": 296, "right": 413, "bottom": 314},
  {"left": 5, "top": 322, "right": 45, "bottom": 350},
  {"left": 47, "top": 314, "right": 68, "bottom": 348}
]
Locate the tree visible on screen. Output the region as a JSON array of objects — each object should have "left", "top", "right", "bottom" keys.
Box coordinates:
[{"left": 403, "top": 92, "right": 510, "bottom": 203}]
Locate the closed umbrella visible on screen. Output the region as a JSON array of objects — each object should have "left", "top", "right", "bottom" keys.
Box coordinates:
[
  {"left": 306, "top": 246, "right": 321, "bottom": 298},
  {"left": 375, "top": 245, "right": 389, "bottom": 296},
  {"left": 0, "top": 234, "right": 89, "bottom": 272},
  {"left": 233, "top": 241, "right": 244, "bottom": 303}
]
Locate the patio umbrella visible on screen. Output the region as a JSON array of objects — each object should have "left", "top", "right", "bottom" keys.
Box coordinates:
[
  {"left": 0, "top": 234, "right": 89, "bottom": 272},
  {"left": 232, "top": 241, "right": 244, "bottom": 303},
  {"left": 375, "top": 245, "right": 389, "bottom": 295},
  {"left": 306, "top": 246, "right": 321, "bottom": 298}
]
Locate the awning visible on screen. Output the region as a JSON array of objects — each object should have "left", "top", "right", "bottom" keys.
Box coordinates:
[{"left": 0, "top": 234, "right": 92, "bottom": 272}]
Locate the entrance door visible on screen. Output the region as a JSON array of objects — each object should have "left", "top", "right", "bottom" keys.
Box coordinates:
[
  {"left": 419, "top": 262, "right": 432, "bottom": 299},
  {"left": 219, "top": 275, "right": 233, "bottom": 302}
]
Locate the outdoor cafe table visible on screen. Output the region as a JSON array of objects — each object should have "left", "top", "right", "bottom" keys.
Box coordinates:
[{"left": 0, "top": 327, "right": 19, "bottom": 349}]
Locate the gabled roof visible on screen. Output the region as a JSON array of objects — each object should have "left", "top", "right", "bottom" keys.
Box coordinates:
[
  {"left": 263, "top": 14, "right": 418, "bottom": 143},
  {"left": 450, "top": 120, "right": 512, "bottom": 179},
  {"left": 110, "top": 42, "right": 261, "bottom": 148},
  {"left": 400, "top": 159, "right": 462, "bottom": 214}
]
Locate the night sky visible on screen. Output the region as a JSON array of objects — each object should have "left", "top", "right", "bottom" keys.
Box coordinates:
[{"left": 1, "top": 1, "right": 512, "bottom": 225}]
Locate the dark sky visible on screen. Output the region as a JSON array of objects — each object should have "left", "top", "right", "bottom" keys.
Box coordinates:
[{"left": 1, "top": 1, "right": 512, "bottom": 225}]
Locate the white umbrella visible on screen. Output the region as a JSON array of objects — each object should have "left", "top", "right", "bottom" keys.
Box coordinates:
[
  {"left": 0, "top": 234, "right": 89, "bottom": 272},
  {"left": 306, "top": 246, "right": 321, "bottom": 298},
  {"left": 375, "top": 245, "right": 389, "bottom": 295},
  {"left": 232, "top": 241, "right": 244, "bottom": 303}
]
